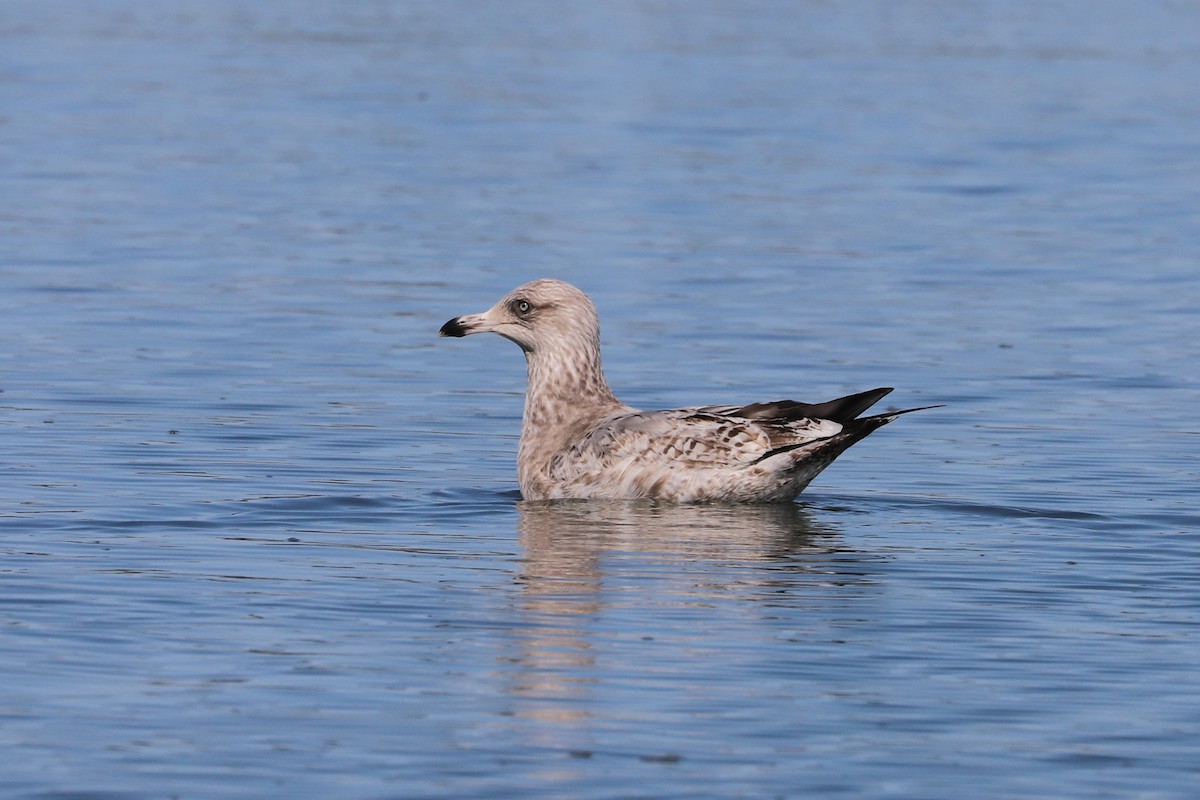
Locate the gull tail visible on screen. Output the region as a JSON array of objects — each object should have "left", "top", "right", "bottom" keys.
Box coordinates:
[
  {"left": 754, "top": 402, "right": 944, "bottom": 465},
  {"left": 755, "top": 401, "right": 943, "bottom": 499}
]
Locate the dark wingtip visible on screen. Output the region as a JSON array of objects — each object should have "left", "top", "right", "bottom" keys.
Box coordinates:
[
  {"left": 733, "top": 387, "right": 895, "bottom": 424},
  {"left": 860, "top": 403, "right": 946, "bottom": 423},
  {"left": 439, "top": 317, "right": 466, "bottom": 338},
  {"left": 879, "top": 403, "right": 946, "bottom": 418}
]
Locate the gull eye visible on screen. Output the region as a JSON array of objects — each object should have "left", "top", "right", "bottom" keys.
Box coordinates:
[{"left": 513, "top": 299, "right": 532, "bottom": 317}]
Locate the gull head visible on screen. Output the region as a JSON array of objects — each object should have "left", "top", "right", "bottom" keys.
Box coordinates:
[{"left": 439, "top": 279, "right": 601, "bottom": 355}]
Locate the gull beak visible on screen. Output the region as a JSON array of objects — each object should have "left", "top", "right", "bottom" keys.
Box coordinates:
[{"left": 439, "top": 311, "right": 492, "bottom": 338}]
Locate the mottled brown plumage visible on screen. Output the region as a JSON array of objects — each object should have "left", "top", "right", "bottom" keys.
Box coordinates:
[{"left": 440, "top": 279, "right": 934, "bottom": 502}]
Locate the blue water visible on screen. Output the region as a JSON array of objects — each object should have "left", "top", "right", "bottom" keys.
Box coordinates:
[{"left": 3, "top": 2, "right": 1198, "bottom": 797}]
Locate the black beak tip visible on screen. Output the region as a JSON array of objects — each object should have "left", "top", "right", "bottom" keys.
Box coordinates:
[{"left": 439, "top": 317, "right": 466, "bottom": 338}]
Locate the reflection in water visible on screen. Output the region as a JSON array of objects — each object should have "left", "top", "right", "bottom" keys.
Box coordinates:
[
  {"left": 502, "top": 501, "right": 882, "bottom": 752},
  {"left": 516, "top": 500, "right": 865, "bottom": 595}
]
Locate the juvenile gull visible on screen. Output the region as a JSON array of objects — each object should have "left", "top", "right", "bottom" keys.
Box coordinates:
[{"left": 440, "top": 279, "right": 936, "bottom": 503}]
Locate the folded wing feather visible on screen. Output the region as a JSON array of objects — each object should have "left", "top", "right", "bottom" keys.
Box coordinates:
[{"left": 560, "top": 408, "right": 842, "bottom": 471}]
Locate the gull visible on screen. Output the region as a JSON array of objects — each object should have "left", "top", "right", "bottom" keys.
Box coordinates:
[{"left": 439, "top": 279, "right": 936, "bottom": 503}]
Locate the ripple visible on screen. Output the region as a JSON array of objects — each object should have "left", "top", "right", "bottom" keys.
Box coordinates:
[{"left": 2, "top": 2, "right": 1199, "bottom": 798}]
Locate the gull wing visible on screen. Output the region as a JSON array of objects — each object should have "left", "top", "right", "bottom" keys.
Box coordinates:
[
  {"left": 560, "top": 407, "right": 843, "bottom": 470},
  {"left": 703, "top": 387, "right": 894, "bottom": 424}
]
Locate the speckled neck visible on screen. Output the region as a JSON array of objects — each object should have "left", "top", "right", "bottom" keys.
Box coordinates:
[{"left": 517, "top": 337, "right": 622, "bottom": 494}]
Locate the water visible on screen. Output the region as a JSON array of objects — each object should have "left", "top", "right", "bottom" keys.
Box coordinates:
[{"left": 2, "top": 1, "right": 1198, "bottom": 797}]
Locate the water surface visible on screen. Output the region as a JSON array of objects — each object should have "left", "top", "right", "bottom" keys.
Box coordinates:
[{"left": 2, "top": 2, "right": 1198, "bottom": 798}]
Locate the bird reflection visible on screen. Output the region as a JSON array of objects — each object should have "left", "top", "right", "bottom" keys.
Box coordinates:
[
  {"left": 502, "top": 501, "right": 880, "bottom": 737},
  {"left": 516, "top": 500, "right": 856, "bottom": 593}
]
